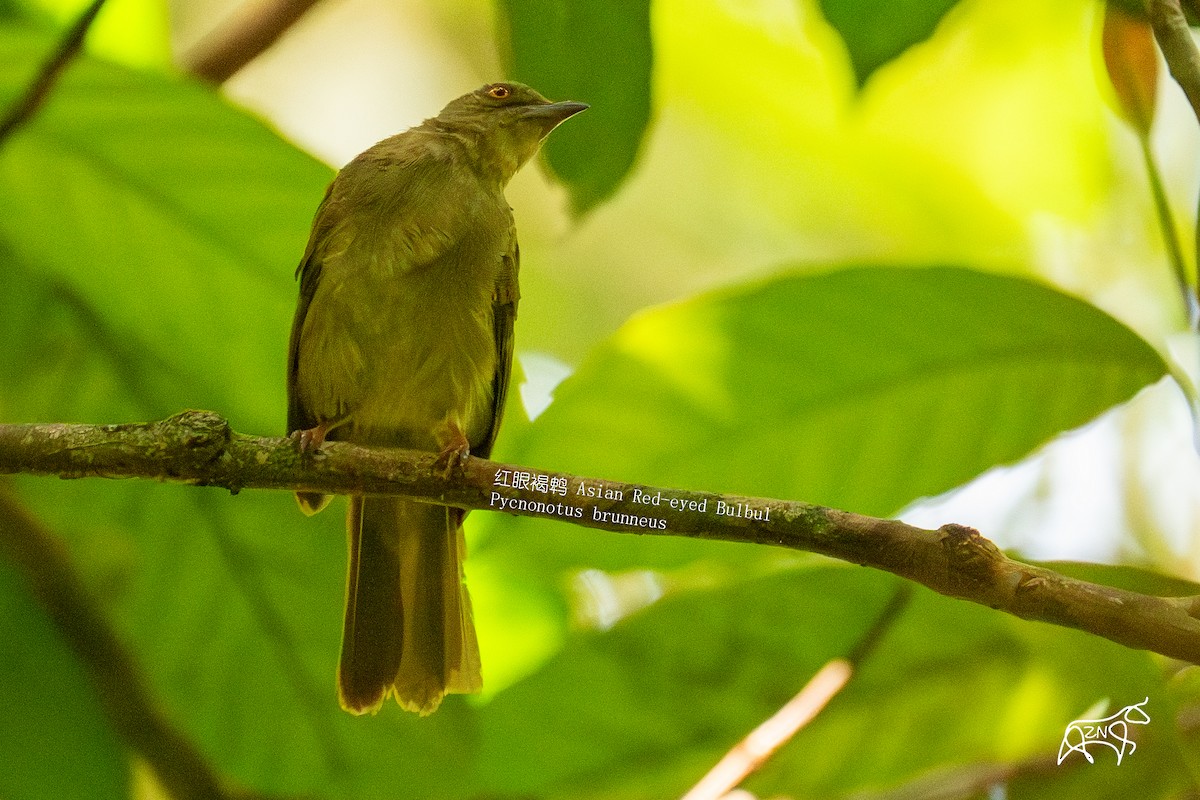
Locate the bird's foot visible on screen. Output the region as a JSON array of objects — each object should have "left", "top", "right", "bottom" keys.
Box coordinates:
[
  {"left": 433, "top": 424, "right": 471, "bottom": 478},
  {"left": 290, "top": 422, "right": 333, "bottom": 515},
  {"left": 291, "top": 422, "right": 330, "bottom": 457}
]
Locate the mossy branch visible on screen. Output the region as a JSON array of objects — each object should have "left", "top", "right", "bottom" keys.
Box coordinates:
[{"left": 2, "top": 410, "right": 1199, "bottom": 667}]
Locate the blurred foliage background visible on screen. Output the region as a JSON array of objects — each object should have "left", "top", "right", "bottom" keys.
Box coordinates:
[{"left": 1, "top": 0, "right": 1200, "bottom": 797}]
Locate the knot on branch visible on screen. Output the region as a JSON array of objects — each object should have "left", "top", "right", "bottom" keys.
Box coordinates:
[
  {"left": 152, "top": 411, "right": 231, "bottom": 474},
  {"left": 938, "top": 523, "right": 1006, "bottom": 603}
]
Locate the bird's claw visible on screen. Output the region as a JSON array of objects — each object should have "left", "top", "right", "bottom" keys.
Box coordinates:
[
  {"left": 291, "top": 424, "right": 329, "bottom": 457},
  {"left": 432, "top": 419, "right": 471, "bottom": 477},
  {"left": 433, "top": 442, "right": 470, "bottom": 478}
]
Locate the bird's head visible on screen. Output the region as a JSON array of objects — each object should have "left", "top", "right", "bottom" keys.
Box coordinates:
[{"left": 434, "top": 82, "right": 588, "bottom": 184}]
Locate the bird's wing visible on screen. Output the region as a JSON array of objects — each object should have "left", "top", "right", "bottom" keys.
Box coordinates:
[
  {"left": 475, "top": 233, "right": 519, "bottom": 460},
  {"left": 286, "top": 179, "right": 357, "bottom": 436}
]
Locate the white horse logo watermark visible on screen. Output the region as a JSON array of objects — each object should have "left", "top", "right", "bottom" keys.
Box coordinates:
[{"left": 1057, "top": 698, "right": 1150, "bottom": 766}]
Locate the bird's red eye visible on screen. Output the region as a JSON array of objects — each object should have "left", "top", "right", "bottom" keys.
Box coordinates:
[{"left": 487, "top": 85, "right": 510, "bottom": 99}]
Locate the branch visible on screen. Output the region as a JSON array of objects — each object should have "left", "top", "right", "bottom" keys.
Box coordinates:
[
  {"left": 2, "top": 411, "right": 1200, "bottom": 667},
  {"left": 1148, "top": 0, "right": 1200, "bottom": 125},
  {"left": 0, "top": 0, "right": 108, "bottom": 145},
  {"left": 179, "top": 0, "right": 322, "bottom": 84}
]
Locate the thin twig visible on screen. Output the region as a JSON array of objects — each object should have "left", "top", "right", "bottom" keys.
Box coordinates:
[
  {"left": 0, "top": 0, "right": 108, "bottom": 145},
  {"left": 1140, "top": 133, "right": 1199, "bottom": 323},
  {"left": 1, "top": 411, "right": 1198, "bottom": 667},
  {"left": 680, "top": 588, "right": 912, "bottom": 800},
  {"left": 1143, "top": 0, "right": 1200, "bottom": 454},
  {"left": 179, "top": 0, "right": 322, "bottom": 84},
  {"left": 683, "top": 661, "right": 853, "bottom": 800}
]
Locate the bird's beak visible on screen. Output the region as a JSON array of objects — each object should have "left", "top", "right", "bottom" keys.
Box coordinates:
[{"left": 521, "top": 100, "right": 589, "bottom": 126}]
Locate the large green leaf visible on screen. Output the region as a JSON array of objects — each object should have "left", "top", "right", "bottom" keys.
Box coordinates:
[
  {"left": 504, "top": 266, "right": 1165, "bottom": 515},
  {"left": 473, "top": 562, "right": 1185, "bottom": 798},
  {"left": 498, "top": 0, "right": 652, "bottom": 214},
  {"left": 0, "top": 558, "right": 129, "bottom": 800},
  {"left": 818, "top": 0, "right": 963, "bottom": 86},
  {"left": 0, "top": 22, "right": 358, "bottom": 797},
  {"left": 0, "top": 24, "right": 331, "bottom": 434}
]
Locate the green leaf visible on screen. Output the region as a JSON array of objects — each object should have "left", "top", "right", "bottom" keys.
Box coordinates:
[
  {"left": 477, "top": 565, "right": 901, "bottom": 797},
  {"left": 498, "top": 0, "right": 652, "bottom": 214},
  {"left": 511, "top": 265, "right": 1165, "bottom": 516},
  {"left": 0, "top": 557, "right": 129, "bottom": 800},
  {"left": 817, "top": 0, "right": 962, "bottom": 86},
  {"left": 474, "top": 563, "right": 1178, "bottom": 798},
  {"left": 11, "top": 0, "right": 173, "bottom": 69},
  {"left": 0, "top": 23, "right": 332, "bottom": 434},
  {"left": 0, "top": 21, "right": 354, "bottom": 796}
]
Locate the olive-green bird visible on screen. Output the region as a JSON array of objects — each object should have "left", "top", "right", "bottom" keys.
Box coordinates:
[{"left": 287, "top": 83, "right": 586, "bottom": 715}]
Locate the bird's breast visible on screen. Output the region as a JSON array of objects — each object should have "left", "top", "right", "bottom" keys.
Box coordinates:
[{"left": 354, "top": 249, "right": 499, "bottom": 447}]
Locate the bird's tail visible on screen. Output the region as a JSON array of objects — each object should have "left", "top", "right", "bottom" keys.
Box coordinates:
[{"left": 337, "top": 496, "right": 481, "bottom": 715}]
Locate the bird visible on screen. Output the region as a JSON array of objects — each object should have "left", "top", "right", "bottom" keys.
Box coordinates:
[{"left": 286, "top": 83, "right": 587, "bottom": 715}]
